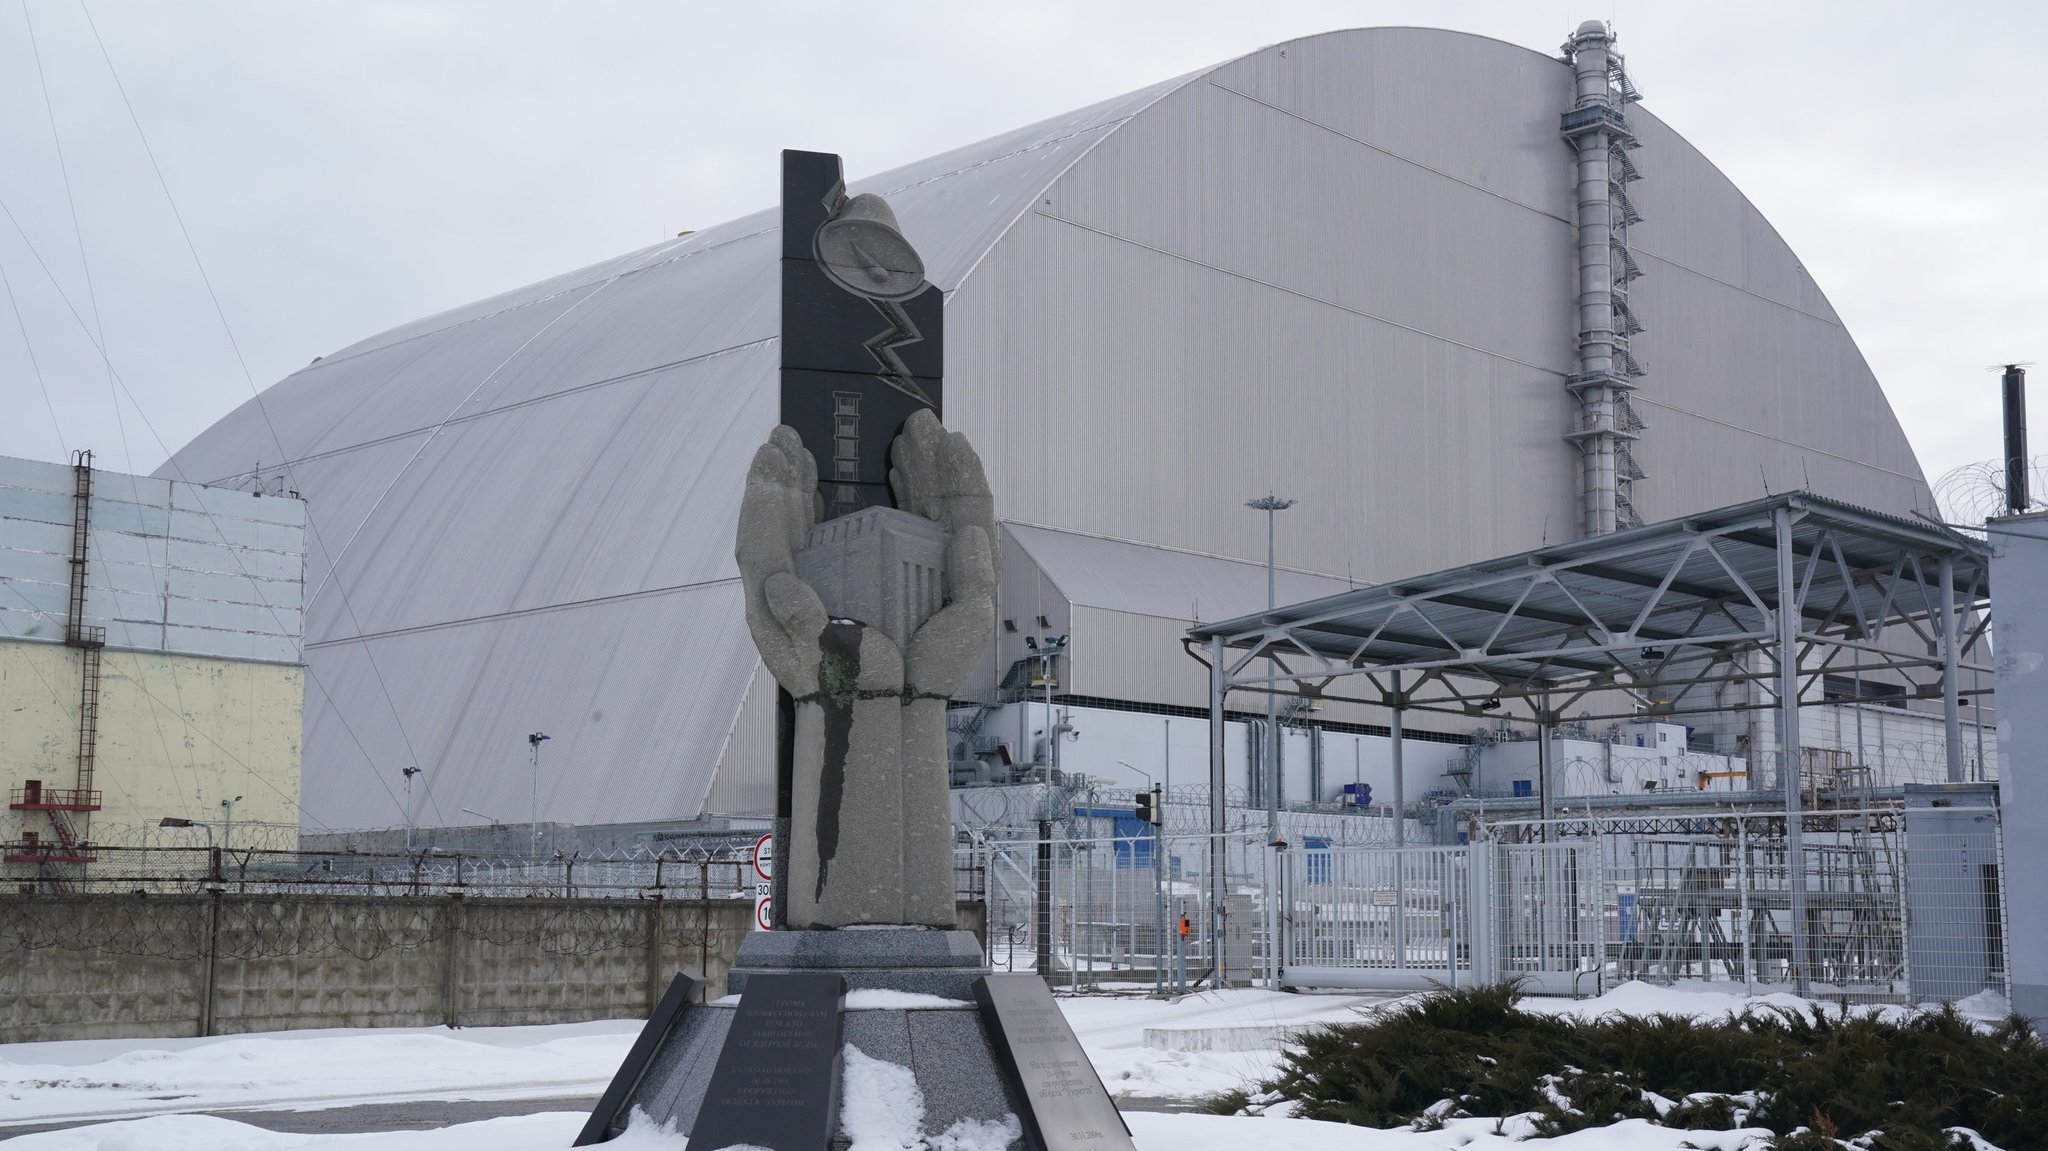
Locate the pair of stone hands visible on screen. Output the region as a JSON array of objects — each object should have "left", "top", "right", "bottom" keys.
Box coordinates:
[{"left": 736, "top": 410, "right": 998, "bottom": 701}]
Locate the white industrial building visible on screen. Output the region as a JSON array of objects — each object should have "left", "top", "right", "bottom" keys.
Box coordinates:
[
  {"left": 160, "top": 24, "right": 1960, "bottom": 836},
  {"left": 0, "top": 453, "right": 307, "bottom": 867}
]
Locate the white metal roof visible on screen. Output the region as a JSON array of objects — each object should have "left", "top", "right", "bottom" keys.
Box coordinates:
[
  {"left": 161, "top": 28, "right": 1933, "bottom": 832},
  {"left": 1005, "top": 523, "right": 1356, "bottom": 624},
  {"left": 161, "top": 71, "right": 1189, "bottom": 831}
]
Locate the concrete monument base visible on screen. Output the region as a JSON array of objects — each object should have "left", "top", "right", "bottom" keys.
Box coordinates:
[
  {"left": 578, "top": 929, "right": 1029, "bottom": 1147},
  {"left": 727, "top": 926, "right": 988, "bottom": 998}
]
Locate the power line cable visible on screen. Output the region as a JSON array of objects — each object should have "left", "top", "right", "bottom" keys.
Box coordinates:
[
  {"left": 23, "top": 2, "right": 197, "bottom": 825},
  {"left": 0, "top": 193, "right": 408, "bottom": 825},
  {"left": 76, "top": 2, "right": 448, "bottom": 823},
  {"left": 21, "top": 0, "right": 135, "bottom": 478},
  {"left": 0, "top": 583, "right": 148, "bottom": 818},
  {"left": 0, "top": 254, "right": 66, "bottom": 453},
  {"left": 102, "top": 662, "right": 330, "bottom": 830}
]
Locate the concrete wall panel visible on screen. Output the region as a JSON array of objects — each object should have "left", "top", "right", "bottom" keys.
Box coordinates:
[
  {"left": 0, "top": 895, "right": 759, "bottom": 1041},
  {"left": 0, "top": 644, "right": 302, "bottom": 849}
]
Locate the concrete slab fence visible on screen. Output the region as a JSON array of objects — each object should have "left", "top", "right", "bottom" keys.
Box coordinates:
[{"left": 0, "top": 893, "right": 986, "bottom": 1042}]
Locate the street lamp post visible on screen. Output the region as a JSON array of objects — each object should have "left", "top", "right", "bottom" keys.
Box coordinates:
[
  {"left": 1246, "top": 494, "right": 1295, "bottom": 991},
  {"left": 219, "top": 795, "right": 243, "bottom": 854},
  {"left": 1244, "top": 496, "right": 1295, "bottom": 832},
  {"left": 157, "top": 816, "right": 213, "bottom": 850},
  {"left": 159, "top": 817, "right": 218, "bottom": 885},
  {"left": 401, "top": 765, "right": 423, "bottom": 852},
  {"left": 527, "top": 732, "right": 550, "bottom": 857}
]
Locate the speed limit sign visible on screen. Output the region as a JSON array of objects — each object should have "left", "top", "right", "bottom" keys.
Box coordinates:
[{"left": 752, "top": 833, "right": 774, "bottom": 931}]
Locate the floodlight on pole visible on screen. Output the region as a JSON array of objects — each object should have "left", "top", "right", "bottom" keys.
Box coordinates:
[
  {"left": 527, "top": 733, "right": 550, "bottom": 857},
  {"left": 220, "top": 795, "right": 243, "bottom": 854},
  {"left": 401, "top": 765, "right": 423, "bottom": 852},
  {"left": 1245, "top": 494, "right": 1295, "bottom": 990},
  {"left": 1243, "top": 495, "right": 1295, "bottom": 824},
  {"left": 1244, "top": 495, "right": 1297, "bottom": 610},
  {"left": 158, "top": 816, "right": 213, "bottom": 851}
]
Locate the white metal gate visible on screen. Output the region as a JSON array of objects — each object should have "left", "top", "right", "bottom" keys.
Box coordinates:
[{"left": 1281, "top": 840, "right": 1601, "bottom": 994}]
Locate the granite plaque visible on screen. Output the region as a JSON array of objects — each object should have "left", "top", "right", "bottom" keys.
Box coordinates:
[
  {"left": 973, "top": 974, "right": 1135, "bottom": 1151},
  {"left": 573, "top": 971, "right": 698, "bottom": 1146},
  {"left": 689, "top": 972, "right": 846, "bottom": 1151}
]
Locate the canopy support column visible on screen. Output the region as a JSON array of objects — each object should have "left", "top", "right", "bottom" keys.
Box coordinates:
[
  {"left": 1390, "top": 671, "right": 1406, "bottom": 965},
  {"left": 1208, "top": 634, "right": 1227, "bottom": 989},
  {"left": 1775, "top": 505, "right": 1810, "bottom": 996},
  {"left": 1940, "top": 554, "right": 1964, "bottom": 783}
]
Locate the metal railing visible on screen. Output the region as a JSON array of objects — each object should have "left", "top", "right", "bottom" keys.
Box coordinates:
[
  {"left": 961, "top": 806, "right": 2009, "bottom": 1006},
  {"left": 1282, "top": 807, "right": 2007, "bottom": 1005}
]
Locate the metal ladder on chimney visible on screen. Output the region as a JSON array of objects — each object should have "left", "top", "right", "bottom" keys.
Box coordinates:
[{"left": 39, "top": 451, "right": 106, "bottom": 890}]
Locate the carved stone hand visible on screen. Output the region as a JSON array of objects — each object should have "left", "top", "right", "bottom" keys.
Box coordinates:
[{"left": 734, "top": 414, "right": 998, "bottom": 928}]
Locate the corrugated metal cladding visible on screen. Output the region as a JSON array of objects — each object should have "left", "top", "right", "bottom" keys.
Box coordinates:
[
  {"left": 1004, "top": 524, "right": 1354, "bottom": 622},
  {"left": 164, "top": 28, "right": 1930, "bottom": 832},
  {"left": 0, "top": 455, "right": 306, "bottom": 663}
]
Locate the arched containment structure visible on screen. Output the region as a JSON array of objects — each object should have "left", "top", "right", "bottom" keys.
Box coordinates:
[{"left": 165, "top": 27, "right": 1929, "bottom": 832}]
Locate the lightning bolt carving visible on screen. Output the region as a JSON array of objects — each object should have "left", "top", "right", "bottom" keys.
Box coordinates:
[{"left": 863, "top": 298, "right": 935, "bottom": 409}]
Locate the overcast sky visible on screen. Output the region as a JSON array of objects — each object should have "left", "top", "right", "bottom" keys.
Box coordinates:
[{"left": 1, "top": 1, "right": 2041, "bottom": 506}]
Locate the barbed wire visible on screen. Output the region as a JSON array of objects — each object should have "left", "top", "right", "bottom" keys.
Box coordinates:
[{"left": 0, "top": 840, "right": 985, "bottom": 963}]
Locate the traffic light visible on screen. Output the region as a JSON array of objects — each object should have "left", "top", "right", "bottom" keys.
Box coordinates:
[{"left": 1134, "top": 785, "right": 1162, "bottom": 826}]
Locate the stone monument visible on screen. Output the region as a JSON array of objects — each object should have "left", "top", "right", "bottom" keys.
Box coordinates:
[
  {"left": 738, "top": 415, "right": 993, "bottom": 929},
  {"left": 576, "top": 153, "right": 1134, "bottom": 1151}
]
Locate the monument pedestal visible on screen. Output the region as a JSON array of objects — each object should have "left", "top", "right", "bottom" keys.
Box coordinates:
[
  {"left": 579, "top": 928, "right": 1107, "bottom": 1149},
  {"left": 727, "top": 926, "right": 987, "bottom": 998}
]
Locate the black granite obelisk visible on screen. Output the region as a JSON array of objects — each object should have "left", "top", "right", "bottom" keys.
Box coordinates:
[{"left": 778, "top": 149, "right": 944, "bottom": 520}]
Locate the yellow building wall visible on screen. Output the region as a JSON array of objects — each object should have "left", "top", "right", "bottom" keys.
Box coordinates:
[{"left": 1, "top": 640, "right": 302, "bottom": 850}]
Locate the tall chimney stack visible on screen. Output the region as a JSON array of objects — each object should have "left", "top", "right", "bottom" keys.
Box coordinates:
[{"left": 2004, "top": 364, "right": 2029, "bottom": 514}]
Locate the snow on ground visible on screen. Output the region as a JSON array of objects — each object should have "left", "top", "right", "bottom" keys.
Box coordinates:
[
  {"left": 1126, "top": 1112, "right": 1778, "bottom": 1149},
  {"left": 0, "top": 1110, "right": 688, "bottom": 1150},
  {"left": 0, "top": 1019, "right": 640, "bottom": 1126},
  {"left": 0, "top": 1108, "right": 1787, "bottom": 1150},
  {"left": 1060, "top": 986, "right": 1391, "bottom": 1100},
  {"left": 0, "top": 979, "right": 2016, "bottom": 1149},
  {"left": 1520, "top": 979, "right": 1832, "bottom": 1023},
  {"left": 1523, "top": 978, "right": 2017, "bottom": 1026}
]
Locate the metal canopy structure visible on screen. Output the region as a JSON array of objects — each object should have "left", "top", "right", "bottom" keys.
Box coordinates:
[
  {"left": 1186, "top": 493, "right": 1993, "bottom": 994},
  {"left": 1188, "top": 492, "right": 1991, "bottom": 727}
]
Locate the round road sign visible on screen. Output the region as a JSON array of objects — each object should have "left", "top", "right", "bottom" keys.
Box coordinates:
[{"left": 752, "top": 833, "right": 774, "bottom": 881}]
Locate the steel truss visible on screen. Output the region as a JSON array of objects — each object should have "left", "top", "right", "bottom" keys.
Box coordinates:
[
  {"left": 1187, "top": 494, "right": 1990, "bottom": 728},
  {"left": 1187, "top": 493, "right": 1992, "bottom": 995}
]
